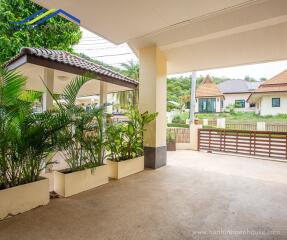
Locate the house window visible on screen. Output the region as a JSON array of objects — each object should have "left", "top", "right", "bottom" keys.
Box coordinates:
[
  {"left": 235, "top": 100, "right": 245, "bottom": 108},
  {"left": 198, "top": 98, "right": 216, "bottom": 113},
  {"left": 272, "top": 98, "right": 280, "bottom": 107},
  {"left": 249, "top": 103, "right": 256, "bottom": 108}
]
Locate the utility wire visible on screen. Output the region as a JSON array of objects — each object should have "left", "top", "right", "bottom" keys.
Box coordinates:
[{"left": 88, "top": 52, "right": 134, "bottom": 58}]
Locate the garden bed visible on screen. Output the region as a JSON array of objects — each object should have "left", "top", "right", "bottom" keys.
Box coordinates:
[
  {"left": 0, "top": 178, "right": 49, "bottom": 220},
  {"left": 107, "top": 156, "right": 144, "bottom": 179},
  {"left": 54, "top": 165, "right": 109, "bottom": 197}
]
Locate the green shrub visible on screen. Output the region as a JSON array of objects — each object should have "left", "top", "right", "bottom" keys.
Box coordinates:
[
  {"left": 0, "top": 68, "right": 70, "bottom": 189},
  {"left": 106, "top": 108, "right": 157, "bottom": 161},
  {"left": 167, "top": 123, "right": 189, "bottom": 128}
]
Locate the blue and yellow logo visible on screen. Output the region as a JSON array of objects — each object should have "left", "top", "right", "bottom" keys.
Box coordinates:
[{"left": 10, "top": 8, "right": 80, "bottom": 29}]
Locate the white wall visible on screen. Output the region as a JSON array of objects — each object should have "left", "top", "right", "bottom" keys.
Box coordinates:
[
  {"left": 216, "top": 97, "right": 221, "bottom": 112},
  {"left": 259, "top": 94, "right": 287, "bottom": 116},
  {"left": 224, "top": 93, "right": 254, "bottom": 112}
]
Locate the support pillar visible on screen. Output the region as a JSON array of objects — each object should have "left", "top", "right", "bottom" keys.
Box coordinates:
[
  {"left": 100, "top": 82, "right": 108, "bottom": 105},
  {"left": 42, "top": 68, "right": 54, "bottom": 111},
  {"left": 139, "top": 46, "right": 167, "bottom": 169},
  {"left": 189, "top": 72, "right": 197, "bottom": 125}
]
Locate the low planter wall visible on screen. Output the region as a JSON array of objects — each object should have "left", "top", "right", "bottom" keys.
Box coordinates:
[
  {"left": 0, "top": 178, "right": 49, "bottom": 220},
  {"left": 54, "top": 165, "right": 109, "bottom": 197},
  {"left": 167, "top": 141, "right": 176, "bottom": 151},
  {"left": 107, "top": 156, "right": 144, "bottom": 179}
]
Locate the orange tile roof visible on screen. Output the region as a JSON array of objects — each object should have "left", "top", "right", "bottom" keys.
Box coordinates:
[
  {"left": 261, "top": 69, "right": 287, "bottom": 85},
  {"left": 196, "top": 75, "right": 223, "bottom": 98},
  {"left": 253, "top": 85, "right": 287, "bottom": 93},
  {"left": 252, "top": 69, "right": 287, "bottom": 94},
  {"left": 247, "top": 69, "right": 287, "bottom": 102}
]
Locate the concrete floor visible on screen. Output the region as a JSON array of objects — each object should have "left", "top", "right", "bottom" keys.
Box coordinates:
[{"left": 0, "top": 150, "right": 287, "bottom": 240}]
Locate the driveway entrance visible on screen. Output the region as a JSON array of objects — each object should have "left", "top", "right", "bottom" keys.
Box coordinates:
[{"left": 0, "top": 151, "right": 286, "bottom": 239}]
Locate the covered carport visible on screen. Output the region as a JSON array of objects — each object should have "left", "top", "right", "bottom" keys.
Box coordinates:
[
  {"left": 1, "top": 1, "right": 287, "bottom": 239},
  {"left": 32, "top": 0, "right": 287, "bottom": 169}
]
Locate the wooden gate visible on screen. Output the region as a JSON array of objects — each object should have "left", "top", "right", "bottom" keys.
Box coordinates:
[{"left": 198, "top": 129, "right": 287, "bottom": 159}]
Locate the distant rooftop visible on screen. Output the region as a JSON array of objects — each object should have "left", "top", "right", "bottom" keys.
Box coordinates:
[
  {"left": 196, "top": 75, "right": 223, "bottom": 98},
  {"left": 252, "top": 69, "right": 287, "bottom": 94},
  {"left": 218, "top": 79, "right": 260, "bottom": 94}
]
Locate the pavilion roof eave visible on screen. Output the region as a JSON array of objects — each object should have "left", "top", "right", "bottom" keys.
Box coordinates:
[{"left": 5, "top": 48, "right": 138, "bottom": 90}]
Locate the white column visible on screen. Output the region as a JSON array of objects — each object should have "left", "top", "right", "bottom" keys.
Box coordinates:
[
  {"left": 100, "top": 82, "right": 107, "bottom": 105},
  {"left": 139, "top": 46, "right": 167, "bottom": 169},
  {"left": 42, "top": 68, "right": 54, "bottom": 112},
  {"left": 189, "top": 72, "right": 197, "bottom": 125}
]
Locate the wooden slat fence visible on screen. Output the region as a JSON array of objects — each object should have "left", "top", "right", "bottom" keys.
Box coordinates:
[
  {"left": 266, "top": 122, "right": 287, "bottom": 132},
  {"left": 226, "top": 121, "right": 257, "bottom": 131},
  {"left": 198, "top": 128, "right": 287, "bottom": 159},
  {"left": 167, "top": 128, "right": 190, "bottom": 143},
  {"left": 199, "top": 119, "right": 287, "bottom": 132}
]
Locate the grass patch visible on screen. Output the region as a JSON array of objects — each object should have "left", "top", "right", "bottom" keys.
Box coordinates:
[
  {"left": 195, "top": 112, "right": 287, "bottom": 121},
  {"left": 167, "top": 123, "right": 189, "bottom": 128}
]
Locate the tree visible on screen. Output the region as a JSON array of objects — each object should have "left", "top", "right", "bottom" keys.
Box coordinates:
[
  {"left": 113, "top": 60, "right": 140, "bottom": 109},
  {"left": 0, "top": 0, "right": 82, "bottom": 64},
  {"left": 120, "top": 60, "right": 139, "bottom": 81}
]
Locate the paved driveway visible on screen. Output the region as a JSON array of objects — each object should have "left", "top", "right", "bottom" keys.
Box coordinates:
[{"left": 0, "top": 150, "right": 287, "bottom": 240}]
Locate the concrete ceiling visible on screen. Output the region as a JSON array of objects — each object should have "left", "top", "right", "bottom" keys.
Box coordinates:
[
  {"left": 32, "top": 0, "right": 253, "bottom": 44},
  {"left": 33, "top": 0, "right": 287, "bottom": 74}
]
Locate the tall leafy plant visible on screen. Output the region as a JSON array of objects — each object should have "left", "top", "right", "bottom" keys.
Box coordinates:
[
  {"left": 54, "top": 75, "right": 107, "bottom": 172},
  {"left": 0, "top": 67, "right": 70, "bottom": 189},
  {"left": 106, "top": 108, "right": 157, "bottom": 161}
]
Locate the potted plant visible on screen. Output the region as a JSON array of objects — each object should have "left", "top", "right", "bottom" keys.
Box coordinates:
[
  {"left": 167, "top": 131, "right": 176, "bottom": 151},
  {"left": 0, "top": 68, "right": 69, "bottom": 219},
  {"left": 53, "top": 76, "right": 109, "bottom": 197},
  {"left": 106, "top": 108, "right": 157, "bottom": 179}
]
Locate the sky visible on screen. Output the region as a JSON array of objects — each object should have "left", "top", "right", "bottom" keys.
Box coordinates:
[{"left": 74, "top": 28, "right": 287, "bottom": 81}]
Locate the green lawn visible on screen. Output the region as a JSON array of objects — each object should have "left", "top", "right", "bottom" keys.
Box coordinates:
[{"left": 195, "top": 112, "right": 287, "bottom": 121}]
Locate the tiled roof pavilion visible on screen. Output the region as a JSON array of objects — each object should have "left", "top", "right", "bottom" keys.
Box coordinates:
[{"left": 5, "top": 48, "right": 138, "bottom": 96}]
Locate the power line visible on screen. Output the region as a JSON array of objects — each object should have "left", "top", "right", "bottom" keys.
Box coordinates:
[
  {"left": 80, "top": 39, "right": 110, "bottom": 43},
  {"left": 76, "top": 42, "right": 115, "bottom": 46},
  {"left": 89, "top": 52, "right": 134, "bottom": 58},
  {"left": 74, "top": 45, "right": 127, "bottom": 50}
]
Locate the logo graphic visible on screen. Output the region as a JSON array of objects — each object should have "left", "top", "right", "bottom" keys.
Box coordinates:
[{"left": 10, "top": 8, "right": 80, "bottom": 29}]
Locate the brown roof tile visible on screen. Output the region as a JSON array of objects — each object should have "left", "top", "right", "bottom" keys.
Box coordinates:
[
  {"left": 261, "top": 69, "right": 287, "bottom": 86},
  {"left": 5, "top": 47, "right": 138, "bottom": 87},
  {"left": 196, "top": 75, "right": 223, "bottom": 98},
  {"left": 247, "top": 69, "right": 287, "bottom": 102}
]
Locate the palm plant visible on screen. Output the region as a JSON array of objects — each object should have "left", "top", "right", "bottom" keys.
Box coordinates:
[
  {"left": 117, "top": 60, "right": 140, "bottom": 108},
  {"left": 120, "top": 60, "right": 139, "bottom": 81},
  {"left": 114, "top": 91, "right": 134, "bottom": 110},
  {"left": 0, "top": 67, "right": 70, "bottom": 189},
  {"left": 106, "top": 108, "right": 158, "bottom": 161},
  {"left": 54, "top": 75, "right": 107, "bottom": 172}
]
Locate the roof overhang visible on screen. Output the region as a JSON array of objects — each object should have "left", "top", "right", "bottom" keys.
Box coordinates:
[
  {"left": 33, "top": 0, "right": 287, "bottom": 74},
  {"left": 248, "top": 91, "right": 287, "bottom": 103},
  {"left": 6, "top": 49, "right": 138, "bottom": 96}
]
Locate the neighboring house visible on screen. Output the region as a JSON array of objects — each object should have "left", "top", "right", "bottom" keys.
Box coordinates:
[
  {"left": 195, "top": 75, "right": 224, "bottom": 113},
  {"left": 248, "top": 70, "right": 287, "bottom": 116},
  {"left": 218, "top": 79, "right": 260, "bottom": 112}
]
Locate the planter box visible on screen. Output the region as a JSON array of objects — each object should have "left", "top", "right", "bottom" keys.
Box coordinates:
[
  {"left": 167, "top": 141, "right": 176, "bottom": 151},
  {"left": 107, "top": 156, "right": 144, "bottom": 179},
  {"left": 54, "top": 165, "right": 109, "bottom": 197},
  {"left": 0, "top": 178, "right": 49, "bottom": 220}
]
